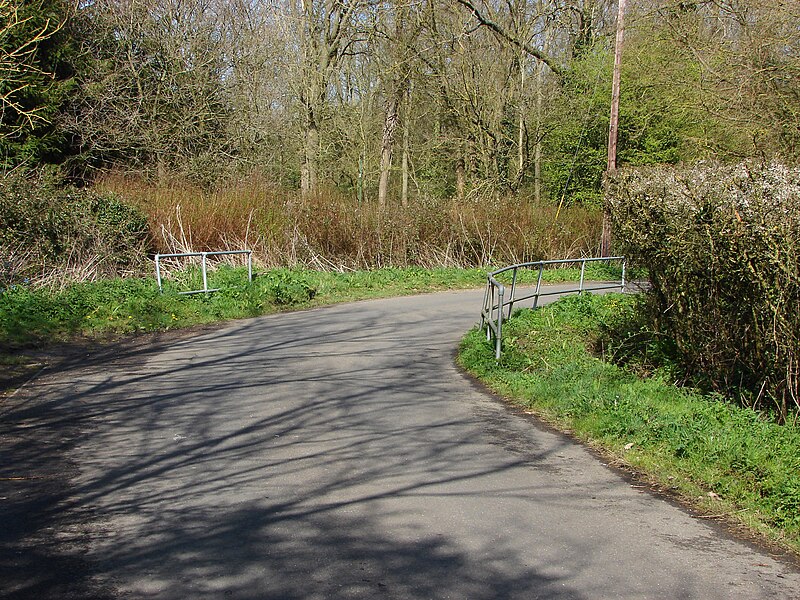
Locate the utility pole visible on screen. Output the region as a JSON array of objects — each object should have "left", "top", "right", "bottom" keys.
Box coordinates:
[{"left": 602, "top": 0, "right": 626, "bottom": 257}]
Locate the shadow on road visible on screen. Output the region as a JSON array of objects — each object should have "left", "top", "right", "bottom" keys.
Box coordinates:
[{"left": 0, "top": 294, "right": 700, "bottom": 599}]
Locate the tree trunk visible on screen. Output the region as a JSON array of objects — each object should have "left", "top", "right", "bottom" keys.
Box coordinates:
[
  {"left": 301, "top": 65, "right": 324, "bottom": 197},
  {"left": 301, "top": 113, "right": 318, "bottom": 196},
  {"left": 603, "top": 0, "right": 627, "bottom": 256},
  {"left": 456, "top": 153, "right": 466, "bottom": 201},
  {"left": 534, "top": 57, "right": 544, "bottom": 203},
  {"left": 378, "top": 93, "right": 400, "bottom": 209},
  {"left": 401, "top": 87, "right": 411, "bottom": 208},
  {"left": 517, "top": 54, "right": 525, "bottom": 186},
  {"left": 357, "top": 153, "right": 364, "bottom": 204}
]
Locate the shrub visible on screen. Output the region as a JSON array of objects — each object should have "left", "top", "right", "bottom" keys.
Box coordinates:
[
  {"left": 610, "top": 161, "right": 800, "bottom": 419},
  {"left": 0, "top": 172, "right": 151, "bottom": 288}
]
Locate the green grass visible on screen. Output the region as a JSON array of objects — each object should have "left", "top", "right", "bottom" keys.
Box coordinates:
[
  {"left": 0, "top": 264, "right": 620, "bottom": 350},
  {"left": 458, "top": 293, "right": 800, "bottom": 554}
]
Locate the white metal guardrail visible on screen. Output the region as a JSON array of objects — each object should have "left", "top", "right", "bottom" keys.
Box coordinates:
[
  {"left": 155, "top": 250, "right": 253, "bottom": 294},
  {"left": 480, "top": 256, "right": 626, "bottom": 360}
]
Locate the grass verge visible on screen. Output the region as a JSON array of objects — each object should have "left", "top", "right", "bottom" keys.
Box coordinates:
[
  {"left": 458, "top": 293, "right": 800, "bottom": 556},
  {"left": 0, "top": 263, "right": 623, "bottom": 351}
]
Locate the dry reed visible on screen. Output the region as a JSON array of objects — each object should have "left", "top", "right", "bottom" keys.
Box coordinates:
[{"left": 97, "top": 173, "right": 603, "bottom": 271}]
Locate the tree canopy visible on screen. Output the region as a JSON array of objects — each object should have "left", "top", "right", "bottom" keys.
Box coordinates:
[{"left": 0, "top": 0, "right": 796, "bottom": 200}]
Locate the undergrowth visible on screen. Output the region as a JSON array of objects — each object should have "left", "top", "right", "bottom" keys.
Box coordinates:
[
  {"left": 96, "top": 173, "right": 603, "bottom": 270},
  {"left": 459, "top": 293, "right": 800, "bottom": 554},
  {"left": 0, "top": 172, "right": 151, "bottom": 288}
]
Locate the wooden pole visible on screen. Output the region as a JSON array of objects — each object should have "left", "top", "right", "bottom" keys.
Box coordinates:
[{"left": 602, "top": 0, "right": 626, "bottom": 257}]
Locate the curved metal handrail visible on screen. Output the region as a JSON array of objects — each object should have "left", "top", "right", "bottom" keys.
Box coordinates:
[{"left": 480, "top": 256, "right": 626, "bottom": 360}]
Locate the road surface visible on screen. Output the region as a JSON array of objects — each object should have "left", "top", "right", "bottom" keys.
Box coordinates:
[{"left": 2, "top": 287, "right": 799, "bottom": 599}]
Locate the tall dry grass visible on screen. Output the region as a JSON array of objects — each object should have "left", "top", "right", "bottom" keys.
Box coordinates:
[{"left": 97, "top": 173, "right": 603, "bottom": 270}]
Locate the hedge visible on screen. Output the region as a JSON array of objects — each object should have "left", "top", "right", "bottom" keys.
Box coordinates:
[{"left": 610, "top": 161, "right": 799, "bottom": 419}]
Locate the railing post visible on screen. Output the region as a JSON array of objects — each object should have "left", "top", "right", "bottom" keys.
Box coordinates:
[
  {"left": 495, "top": 286, "right": 504, "bottom": 361},
  {"left": 481, "top": 281, "right": 490, "bottom": 335},
  {"left": 247, "top": 251, "right": 253, "bottom": 283},
  {"left": 533, "top": 264, "right": 544, "bottom": 309},
  {"left": 201, "top": 253, "right": 209, "bottom": 292},
  {"left": 508, "top": 267, "right": 518, "bottom": 317},
  {"left": 155, "top": 255, "right": 163, "bottom": 293},
  {"left": 621, "top": 259, "right": 626, "bottom": 292},
  {"left": 579, "top": 260, "right": 586, "bottom": 294}
]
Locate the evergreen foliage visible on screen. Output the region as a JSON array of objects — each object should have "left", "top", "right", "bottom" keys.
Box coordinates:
[{"left": 0, "top": 0, "right": 79, "bottom": 168}]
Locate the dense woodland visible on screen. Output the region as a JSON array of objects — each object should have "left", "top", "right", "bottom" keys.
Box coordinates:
[{"left": 1, "top": 0, "right": 798, "bottom": 201}]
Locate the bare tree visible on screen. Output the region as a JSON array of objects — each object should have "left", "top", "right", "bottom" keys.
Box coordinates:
[
  {"left": 374, "top": 0, "right": 425, "bottom": 208},
  {"left": 222, "top": 0, "right": 294, "bottom": 181},
  {"left": 453, "top": 0, "right": 564, "bottom": 78},
  {"left": 73, "top": 0, "right": 229, "bottom": 179},
  {"left": 288, "top": 0, "right": 365, "bottom": 195},
  {"left": 0, "top": 0, "right": 65, "bottom": 130}
]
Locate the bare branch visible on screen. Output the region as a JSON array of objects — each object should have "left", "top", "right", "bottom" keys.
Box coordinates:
[
  {"left": 0, "top": 0, "right": 68, "bottom": 130},
  {"left": 453, "top": 0, "right": 564, "bottom": 79}
]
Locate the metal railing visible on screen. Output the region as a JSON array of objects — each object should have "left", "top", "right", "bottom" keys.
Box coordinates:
[
  {"left": 480, "top": 256, "right": 626, "bottom": 360},
  {"left": 155, "top": 250, "right": 253, "bottom": 294}
]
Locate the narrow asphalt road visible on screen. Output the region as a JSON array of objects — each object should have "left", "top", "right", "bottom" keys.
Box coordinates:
[{"left": 2, "top": 287, "right": 799, "bottom": 599}]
